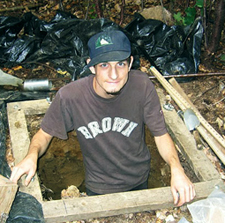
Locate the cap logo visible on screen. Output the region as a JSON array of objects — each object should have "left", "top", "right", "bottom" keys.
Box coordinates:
[{"left": 95, "top": 34, "right": 113, "bottom": 49}]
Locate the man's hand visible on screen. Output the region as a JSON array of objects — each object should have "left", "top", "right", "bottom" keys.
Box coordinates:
[
  {"left": 10, "top": 154, "right": 37, "bottom": 186},
  {"left": 10, "top": 128, "right": 53, "bottom": 186},
  {"left": 154, "top": 133, "right": 196, "bottom": 206},
  {"left": 170, "top": 167, "right": 196, "bottom": 206}
]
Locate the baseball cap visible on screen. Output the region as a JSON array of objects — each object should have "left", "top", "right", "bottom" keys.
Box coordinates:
[{"left": 87, "top": 30, "right": 131, "bottom": 68}]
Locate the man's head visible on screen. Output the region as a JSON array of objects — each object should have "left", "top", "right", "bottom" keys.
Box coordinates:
[
  {"left": 87, "top": 30, "right": 133, "bottom": 99},
  {"left": 87, "top": 30, "right": 131, "bottom": 68}
]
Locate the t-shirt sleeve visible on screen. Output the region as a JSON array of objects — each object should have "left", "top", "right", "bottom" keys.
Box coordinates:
[
  {"left": 41, "top": 91, "right": 74, "bottom": 139},
  {"left": 143, "top": 80, "right": 167, "bottom": 136}
]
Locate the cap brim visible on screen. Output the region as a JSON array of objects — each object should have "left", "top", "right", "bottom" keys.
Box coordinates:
[{"left": 87, "top": 51, "right": 131, "bottom": 68}]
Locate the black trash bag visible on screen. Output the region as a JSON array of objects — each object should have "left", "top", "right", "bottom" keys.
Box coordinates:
[
  {"left": 125, "top": 13, "right": 203, "bottom": 80},
  {"left": 161, "top": 17, "right": 204, "bottom": 81},
  {"left": 7, "top": 191, "right": 45, "bottom": 223},
  {"left": 0, "top": 16, "right": 25, "bottom": 65},
  {"left": 23, "top": 11, "right": 77, "bottom": 38},
  {"left": 0, "top": 11, "right": 203, "bottom": 81},
  {"left": 0, "top": 13, "right": 40, "bottom": 66},
  {"left": 0, "top": 89, "right": 51, "bottom": 102},
  {"left": 0, "top": 101, "right": 11, "bottom": 179},
  {"left": 0, "top": 11, "right": 79, "bottom": 70},
  {"left": 22, "top": 12, "right": 49, "bottom": 39},
  {"left": 0, "top": 11, "right": 141, "bottom": 80},
  {"left": 3, "top": 35, "right": 42, "bottom": 67},
  {"left": 25, "top": 16, "right": 128, "bottom": 79},
  {"left": 182, "top": 17, "right": 203, "bottom": 74},
  {"left": 0, "top": 16, "right": 24, "bottom": 48}
]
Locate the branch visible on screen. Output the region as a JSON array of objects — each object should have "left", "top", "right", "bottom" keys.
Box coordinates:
[
  {"left": 95, "top": 0, "right": 103, "bottom": 18},
  {"left": 85, "top": 0, "right": 91, "bottom": 20},
  {"left": 203, "top": 0, "right": 208, "bottom": 48},
  {"left": 160, "top": 0, "right": 167, "bottom": 25},
  {"left": 0, "top": 3, "right": 45, "bottom": 12},
  {"left": 119, "top": 0, "right": 125, "bottom": 26}
]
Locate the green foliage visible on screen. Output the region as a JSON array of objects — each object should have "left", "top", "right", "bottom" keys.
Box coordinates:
[
  {"left": 173, "top": 0, "right": 204, "bottom": 26},
  {"left": 220, "top": 54, "right": 225, "bottom": 62},
  {"left": 89, "top": 3, "right": 98, "bottom": 19}
]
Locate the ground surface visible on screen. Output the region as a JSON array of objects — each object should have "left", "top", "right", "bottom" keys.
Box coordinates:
[{"left": 2, "top": 0, "right": 225, "bottom": 222}]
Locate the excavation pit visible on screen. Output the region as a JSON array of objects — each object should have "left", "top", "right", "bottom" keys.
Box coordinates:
[
  {"left": 7, "top": 89, "right": 224, "bottom": 222},
  {"left": 27, "top": 114, "right": 199, "bottom": 200}
]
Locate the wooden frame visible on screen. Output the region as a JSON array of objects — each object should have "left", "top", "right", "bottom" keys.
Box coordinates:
[{"left": 7, "top": 89, "right": 224, "bottom": 222}]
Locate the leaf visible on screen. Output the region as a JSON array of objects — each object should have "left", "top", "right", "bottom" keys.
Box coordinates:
[
  {"left": 173, "top": 12, "right": 184, "bottom": 24},
  {"left": 184, "top": 7, "right": 196, "bottom": 25},
  {"left": 12, "top": 65, "right": 23, "bottom": 70},
  {"left": 185, "top": 7, "right": 196, "bottom": 18},
  {"left": 195, "top": 0, "right": 204, "bottom": 8},
  {"left": 220, "top": 54, "right": 225, "bottom": 62}
]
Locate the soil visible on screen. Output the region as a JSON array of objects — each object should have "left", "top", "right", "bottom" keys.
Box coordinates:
[{"left": 2, "top": 0, "right": 225, "bottom": 222}]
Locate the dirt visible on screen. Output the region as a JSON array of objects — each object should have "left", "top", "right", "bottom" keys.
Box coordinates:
[{"left": 2, "top": 0, "right": 225, "bottom": 222}]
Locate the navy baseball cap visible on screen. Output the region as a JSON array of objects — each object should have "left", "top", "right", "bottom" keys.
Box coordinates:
[{"left": 87, "top": 30, "right": 131, "bottom": 67}]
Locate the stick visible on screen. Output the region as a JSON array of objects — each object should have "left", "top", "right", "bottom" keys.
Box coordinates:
[
  {"left": 0, "top": 3, "right": 45, "bottom": 12},
  {"left": 148, "top": 72, "right": 225, "bottom": 79},
  {"left": 150, "top": 66, "right": 225, "bottom": 165}
]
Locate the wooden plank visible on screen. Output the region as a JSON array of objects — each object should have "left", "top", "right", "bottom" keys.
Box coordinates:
[
  {"left": 42, "top": 179, "right": 225, "bottom": 222},
  {"left": 168, "top": 78, "right": 195, "bottom": 107},
  {"left": 157, "top": 89, "right": 220, "bottom": 181},
  {"left": 7, "top": 101, "right": 45, "bottom": 202},
  {"left": 41, "top": 200, "right": 67, "bottom": 222},
  {"left": 0, "top": 175, "right": 18, "bottom": 222},
  {"left": 7, "top": 99, "right": 49, "bottom": 116}
]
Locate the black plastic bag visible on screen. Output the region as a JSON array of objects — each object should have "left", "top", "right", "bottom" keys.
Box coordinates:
[
  {"left": 0, "top": 11, "right": 141, "bottom": 80},
  {"left": 0, "top": 101, "right": 11, "bottom": 179},
  {"left": 0, "top": 16, "right": 24, "bottom": 48},
  {"left": 125, "top": 13, "right": 203, "bottom": 79},
  {"left": 0, "top": 11, "right": 203, "bottom": 80},
  {"left": 7, "top": 192, "right": 45, "bottom": 223},
  {"left": 25, "top": 16, "right": 127, "bottom": 79}
]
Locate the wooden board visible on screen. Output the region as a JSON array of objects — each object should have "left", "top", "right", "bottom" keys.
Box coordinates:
[
  {"left": 157, "top": 89, "right": 220, "bottom": 181},
  {"left": 42, "top": 179, "right": 225, "bottom": 222},
  {"left": 0, "top": 174, "right": 18, "bottom": 222},
  {"left": 6, "top": 96, "right": 224, "bottom": 222},
  {"left": 7, "top": 99, "right": 49, "bottom": 201}
]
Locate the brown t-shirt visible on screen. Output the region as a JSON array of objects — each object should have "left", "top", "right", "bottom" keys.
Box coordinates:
[{"left": 41, "top": 70, "right": 167, "bottom": 194}]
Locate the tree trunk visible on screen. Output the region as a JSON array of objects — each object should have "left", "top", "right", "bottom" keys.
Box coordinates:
[
  {"left": 207, "top": 0, "right": 225, "bottom": 53},
  {"left": 95, "top": 0, "right": 103, "bottom": 18}
]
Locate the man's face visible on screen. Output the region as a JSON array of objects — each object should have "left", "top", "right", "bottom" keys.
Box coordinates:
[{"left": 90, "top": 57, "right": 133, "bottom": 99}]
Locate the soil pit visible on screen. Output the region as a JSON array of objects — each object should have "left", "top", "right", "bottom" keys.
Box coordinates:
[
  {"left": 7, "top": 98, "right": 223, "bottom": 222},
  {"left": 26, "top": 114, "right": 199, "bottom": 200}
]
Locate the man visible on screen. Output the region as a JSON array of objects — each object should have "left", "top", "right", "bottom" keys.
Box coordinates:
[{"left": 10, "top": 30, "right": 195, "bottom": 206}]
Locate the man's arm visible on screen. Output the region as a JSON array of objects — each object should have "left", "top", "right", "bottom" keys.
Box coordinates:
[
  {"left": 10, "top": 128, "right": 53, "bottom": 186},
  {"left": 154, "top": 133, "right": 196, "bottom": 206}
]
